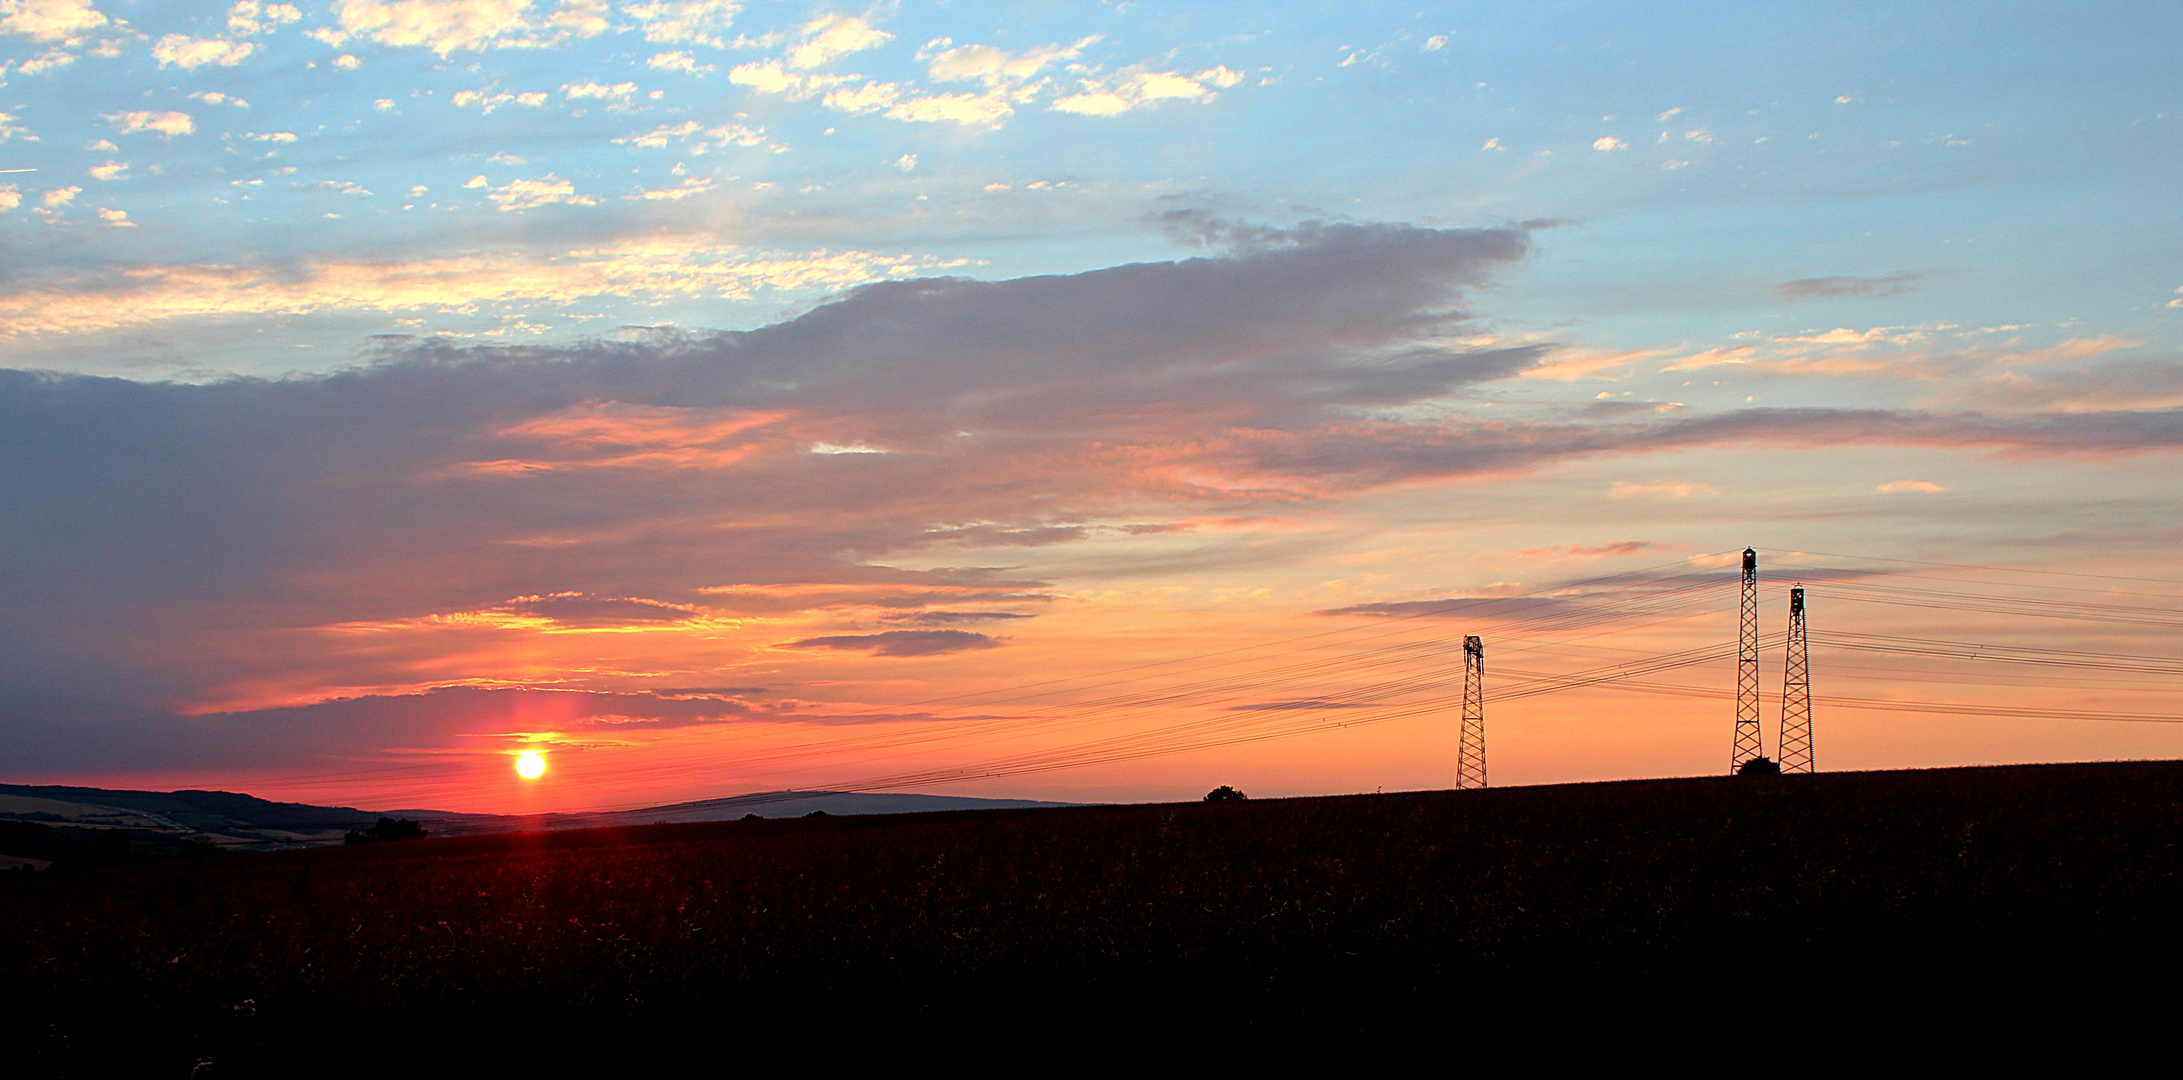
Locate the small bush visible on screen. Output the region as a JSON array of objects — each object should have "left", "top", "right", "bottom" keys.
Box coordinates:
[
  {"left": 1204, "top": 786, "right": 1248, "bottom": 802},
  {"left": 1738, "top": 757, "right": 1781, "bottom": 776}
]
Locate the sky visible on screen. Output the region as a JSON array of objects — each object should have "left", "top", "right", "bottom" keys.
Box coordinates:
[{"left": 3, "top": 0, "right": 2182, "bottom": 813}]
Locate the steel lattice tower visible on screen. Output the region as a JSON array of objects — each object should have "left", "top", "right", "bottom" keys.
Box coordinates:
[
  {"left": 1777, "top": 585, "right": 1814, "bottom": 773},
  {"left": 1731, "top": 547, "right": 1766, "bottom": 772},
  {"left": 1457, "top": 635, "right": 1486, "bottom": 789}
]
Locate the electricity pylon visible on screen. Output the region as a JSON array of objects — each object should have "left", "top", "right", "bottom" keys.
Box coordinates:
[
  {"left": 1731, "top": 547, "right": 1766, "bottom": 772},
  {"left": 1777, "top": 585, "right": 1814, "bottom": 773},
  {"left": 1457, "top": 635, "right": 1486, "bottom": 789}
]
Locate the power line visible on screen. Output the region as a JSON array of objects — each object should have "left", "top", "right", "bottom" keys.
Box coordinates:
[
  {"left": 237, "top": 545, "right": 2183, "bottom": 814},
  {"left": 1783, "top": 549, "right": 2183, "bottom": 588}
]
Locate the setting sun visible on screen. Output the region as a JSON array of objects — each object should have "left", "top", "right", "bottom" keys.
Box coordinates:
[{"left": 515, "top": 752, "right": 547, "bottom": 780}]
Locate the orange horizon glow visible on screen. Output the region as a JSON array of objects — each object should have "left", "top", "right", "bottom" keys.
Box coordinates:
[{"left": 31, "top": 534, "right": 2183, "bottom": 818}]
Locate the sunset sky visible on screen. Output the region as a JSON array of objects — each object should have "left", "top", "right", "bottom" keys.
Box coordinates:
[{"left": 4, "top": 1, "right": 2181, "bottom": 812}]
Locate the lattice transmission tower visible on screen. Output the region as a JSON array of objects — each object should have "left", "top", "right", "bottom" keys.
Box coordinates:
[
  {"left": 1776, "top": 585, "right": 1814, "bottom": 773},
  {"left": 1730, "top": 547, "right": 1766, "bottom": 772},
  {"left": 1456, "top": 635, "right": 1486, "bottom": 789}
]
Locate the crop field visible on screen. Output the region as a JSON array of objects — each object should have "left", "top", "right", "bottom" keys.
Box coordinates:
[{"left": 6, "top": 761, "right": 2182, "bottom": 1073}]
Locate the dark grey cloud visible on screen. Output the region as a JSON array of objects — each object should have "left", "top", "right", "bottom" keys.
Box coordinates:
[
  {"left": 0, "top": 687, "right": 746, "bottom": 774},
  {"left": 641, "top": 687, "right": 774, "bottom": 699},
  {"left": 695, "top": 585, "right": 1054, "bottom": 615},
  {"left": 1320, "top": 597, "right": 1582, "bottom": 620},
  {"left": 0, "top": 685, "right": 970, "bottom": 774},
  {"left": 1777, "top": 272, "right": 1925, "bottom": 300},
  {"left": 783, "top": 630, "right": 1003, "bottom": 657},
  {"left": 1636, "top": 406, "right": 2183, "bottom": 454},
  {"left": 920, "top": 525, "right": 1090, "bottom": 547},
  {"left": 1200, "top": 405, "right": 2183, "bottom": 496},
  {"left": 0, "top": 221, "right": 1536, "bottom": 727},
  {"left": 883, "top": 611, "right": 1038, "bottom": 626}
]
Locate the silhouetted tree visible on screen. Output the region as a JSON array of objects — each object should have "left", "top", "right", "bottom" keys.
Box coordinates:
[
  {"left": 1738, "top": 756, "right": 1782, "bottom": 776},
  {"left": 802, "top": 810, "right": 830, "bottom": 818},
  {"left": 741, "top": 813, "right": 763, "bottom": 821},
  {"left": 1204, "top": 785, "right": 1248, "bottom": 802},
  {"left": 344, "top": 817, "right": 429, "bottom": 845}
]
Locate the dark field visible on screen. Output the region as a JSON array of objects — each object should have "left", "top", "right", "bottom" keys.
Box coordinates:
[{"left": 7, "top": 761, "right": 2182, "bottom": 1072}]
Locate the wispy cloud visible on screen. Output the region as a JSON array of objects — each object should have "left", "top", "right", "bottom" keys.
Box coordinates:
[
  {"left": 450, "top": 88, "right": 549, "bottom": 112},
  {"left": 0, "top": 239, "right": 959, "bottom": 336},
  {"left": 1516, "top": 541, "right": 1673, "bottom": 558},
  {"left": 152, "top": 34, "right": 257, "bottom": 68},
  {"left": 727, "top": 15, "right": 1238, "bottom": 128},
  {"left": 485, "top": 174, "right": 595, "bottom": 211},
  {"left": 1778, "top": 272, "right": 1925, "bottom": 301},
  {"left": 311, "top": 0, "right": 609, "bottom": 55},
  {"left": 783, "top": 630, "right": 1003, "bottom": 656},
  {"left": 106, "top": 110, "right": 195, "bottom": 137},
  {"left": 1051, "top": 66, "right": 1241, "bottom": 117},
  {"left": 624, "top": 0, "right": 739, "bottom": 48},
  {"left": 1610, "top": 481, "right": 1718, "bottom": 498}
]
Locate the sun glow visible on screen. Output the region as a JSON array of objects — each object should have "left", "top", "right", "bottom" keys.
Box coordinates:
[{"left": 515, "top": 751, "right": 547, "bottom": 779}]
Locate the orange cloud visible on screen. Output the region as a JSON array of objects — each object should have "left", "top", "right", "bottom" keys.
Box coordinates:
[
  {"left": 0, "top": 241, "right": 961, "bottom": 337},
  {"left": 1516, "top": 541, "right": 1674, "bottom": 559},
  {"left": 478, "top": 403, "right": 791, "bottom": 472}
]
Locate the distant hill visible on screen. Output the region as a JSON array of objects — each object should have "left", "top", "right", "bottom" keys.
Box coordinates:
[
  {"left": 390, "top": 790, "right": 1079, "bottom": 835},
  {"left": 0, "top": 782, "right": 1077, "bottom": 858},
  {"left": 8, "top": 760, "right": 2181, "bottom": 1069},
  {"left": 0, "top": 783, "right": 392, "bottom": 865},
  {"left": 0, "top": 783, "right": 380, "bottom": 831}
]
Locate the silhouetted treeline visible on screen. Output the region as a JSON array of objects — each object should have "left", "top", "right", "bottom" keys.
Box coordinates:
[{"left": 342, "top": 818, "right": 428, "bottom": 845}]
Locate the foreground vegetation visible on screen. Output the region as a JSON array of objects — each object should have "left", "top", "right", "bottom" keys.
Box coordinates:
[{"left": 5, "top": 761, "right": 2180, "bottom": 1071}]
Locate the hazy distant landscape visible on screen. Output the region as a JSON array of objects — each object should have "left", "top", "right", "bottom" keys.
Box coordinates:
[
  {"left": 0, "top": 782, "right": 1069, "bottom": 869},
  {"left": 7, "top": 761, "right": 2179, "bottom": 1071}
]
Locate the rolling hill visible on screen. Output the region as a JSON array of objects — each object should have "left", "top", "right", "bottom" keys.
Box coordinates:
[
  {"left": 4, "top": 760, "right": 2176, "bottom": 1071},
  {"left": 0, "top": 782, "right": 1075, "bottom": 865}
]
